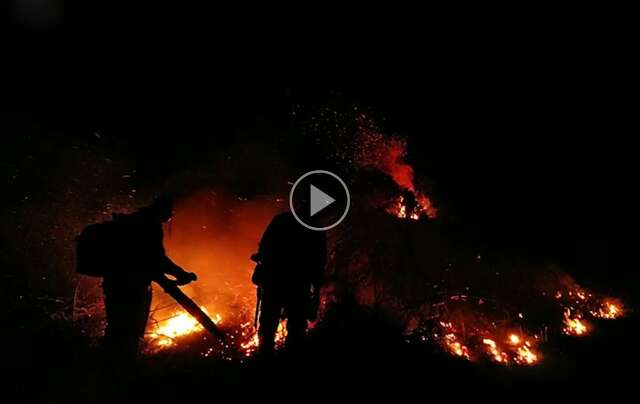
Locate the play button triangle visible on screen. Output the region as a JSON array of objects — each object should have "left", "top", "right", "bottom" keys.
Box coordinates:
[{"left": 309, "top": 184, "right": 336, "bottom": 217}]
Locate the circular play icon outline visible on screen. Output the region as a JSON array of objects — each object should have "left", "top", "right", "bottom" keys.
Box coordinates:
[{"left": 289, "top": 170, "right": 350, "bottom": 231}]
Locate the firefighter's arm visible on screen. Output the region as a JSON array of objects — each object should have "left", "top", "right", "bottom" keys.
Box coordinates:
[
  {"left": 257, "top": 224, "right": 275, "bottom": 265},
  {"left": 160, "top": 255, "right": 197, "bottom": 285},
  {"left": 155, "top": 228, "right": 197, "bottom": 285}
]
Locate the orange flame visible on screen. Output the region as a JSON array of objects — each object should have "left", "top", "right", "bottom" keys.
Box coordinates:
[
  {"left": 563, "top": 309, "right": 588, "bottom": 336},
  {"left": 591, "top": 301, "right": 623, "bottom": 319},
  {"left": 147, "top": 305, "right": 288, "bottom": 356},
  {"left": 435, "top": 321, "right": 539, "bottom": 365},
  {"left": 435, "top": 320, "right": 539, "bottom": 365},
  {"left": 147, "top": 306, "right": 222, "bottom": 349},
  {"left": 354, "top": 115, "right": 437, "bottom": 220},
  {"left": 444, "top": 333, "right": 470, "bottom": 359}
]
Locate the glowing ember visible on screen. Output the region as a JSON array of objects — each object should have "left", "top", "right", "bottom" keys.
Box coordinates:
[
  {"left": 389, "top": 195, "right": 407, "bottom": 219},
  {"left": 591, "top": 301, "right": 623, "bottom": 319},
  {"left": 415, "top": 193, "right": 437, "bottom": 219},
  {"left": 482, "top": 334, "right": 538, "bottom": 365},
  {"left": 434, "top": 320, "right": 539, "bottom": 365},
  {"left": 239, "top": 319, "right": 288, "bottom": 356},
  {"left": 563, "top": 309, "right": 588, "bottom": 336},
  {"left": 444, "top": 333, "right": 470, "bottom": 359},
  {"left": 515, "top": 345, "right": 538, "bottom": 365},
  {"left": 555, "top": 287, "right": 624, "bottom": 336},
  {"left": 482, "top": 338, "right": 509, "bottom": 363},
  {"left": 388, "top": 193, "right": 437, "bottom": 221}
]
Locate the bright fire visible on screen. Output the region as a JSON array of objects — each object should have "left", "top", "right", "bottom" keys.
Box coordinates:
[{"left": 147, "top": 306, "right": 221, "bottom": 348}]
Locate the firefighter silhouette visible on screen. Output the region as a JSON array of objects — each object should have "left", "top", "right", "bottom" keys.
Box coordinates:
[
  {"left": 252, "top": 211, "right": 327, "bottom": 354},
  {"left": 101, "top": 197, "right": 197, "bottom": 361}
]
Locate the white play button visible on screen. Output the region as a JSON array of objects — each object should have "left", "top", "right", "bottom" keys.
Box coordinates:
[
  {"left": 309, "top": 184, "right": 335, "bottom": 217},
  {"left": 289, "top": 170, "right": 350, "bottom": 231}
]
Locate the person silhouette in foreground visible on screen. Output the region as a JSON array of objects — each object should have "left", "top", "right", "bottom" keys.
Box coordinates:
[
  {"left": 102, "top": 197, "right": 197, "bottom": 362},
  {"left": 252, "top": 211, "right": 327, "bottom": 356}
]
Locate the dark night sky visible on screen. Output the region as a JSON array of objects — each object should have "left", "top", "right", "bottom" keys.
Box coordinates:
[{"left": 3, "top": 4, "right": 639, "bottom": 303}]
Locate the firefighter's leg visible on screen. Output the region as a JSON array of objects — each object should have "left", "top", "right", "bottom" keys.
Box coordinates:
[
  {"left": 284, "top": 294, "right": 308, "bottom": 350},
  {"left": 102, "top": 281, "right": 150, "bottom": 363},
  {"left": 103, "top": 287, "right": 136, "bottom": 364},
  {"left": 257, "top": 293, "right": 281, "bottom": 355},
  {"left": 103, "top": 280, "right": 128, "bottom": 349},
  {"left": 133, "top": 284, "right": 152, "bottom": 347},
  {"left": 285, "top": 315, "right": 307, "bottom": 350}
]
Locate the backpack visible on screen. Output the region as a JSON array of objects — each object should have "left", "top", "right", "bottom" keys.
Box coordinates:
[{"left": 75, "top": 219, "right": 122, "bottom": 277}]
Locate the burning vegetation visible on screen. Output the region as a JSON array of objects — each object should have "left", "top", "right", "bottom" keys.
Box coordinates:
[
  {"left": 147, "top": 306, "right": 221, "bottom": 348},
  {"left": 554, "top": 288, "right": 623, "bottom": 336},
  {"left": 387, "top": 193, "right": 437, "bottom": 221},
  {"left": 430, "top": 300, "right": 541, "bottom": 365},
  {"left": 406, "top": 285, "right": 625, "bottom": 365},
  {"left": 145, "top": 304, "right": 288, "bottom": 358},
  {"left": 353, "top": 115, "right": 437, "bottom": 221},
  {"left": 63, "top": 114, "right": 627, "bottom": 368}
]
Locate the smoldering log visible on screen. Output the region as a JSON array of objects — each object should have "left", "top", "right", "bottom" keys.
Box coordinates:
[{"left": 154, "top": 275, "right": 226, "bottom": 341}]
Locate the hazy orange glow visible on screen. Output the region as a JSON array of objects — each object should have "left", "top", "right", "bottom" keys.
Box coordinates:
[{"left": 144, "top": 189, "right": 285, "bottom": 355}]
